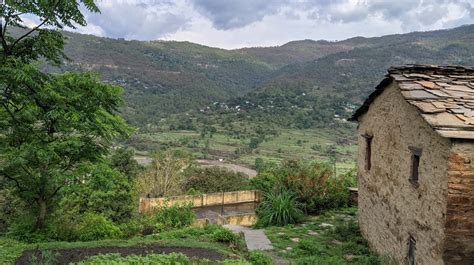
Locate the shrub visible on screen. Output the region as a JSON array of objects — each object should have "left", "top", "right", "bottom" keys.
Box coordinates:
[
  {"left": 252, "top": 160, "right": 354, "bottom": 214},
  {"left": 255, "top": 189, "right": 304, "bottom": 227},
  {"left": 118, "top": 216, "right": 143, "bottom": 238},
  {"left": 7, "top": 219, "right": 54, "bottom": 243},
  {"left": 185, "top": 166, "right": 250, "bottom": 193},
  {"left": 76, "top": 213, "right": 122, "bottom": 241},
  {"left": 58, "top": 163, "right": 135, "bottom": 224},
  {"left": 250, "top": 172, "right": 283, "bottom": 193},
  {"left": 153, "top": 203, "right": 194, "bottom": 231},
  {"left": 211, "top": 227, "right": 239, "bottom": 244},
  {"left": 247, "top": 251, "right": 274, "bottom": 265}
]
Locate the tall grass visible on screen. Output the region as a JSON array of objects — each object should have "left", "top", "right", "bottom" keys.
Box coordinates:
[{"left": 256, "top": 189, "right": 304, "bottom": 227}]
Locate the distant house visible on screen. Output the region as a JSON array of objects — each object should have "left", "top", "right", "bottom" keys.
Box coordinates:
[{"left": 350, "top": 65, "right": 474, "bottom": 265}]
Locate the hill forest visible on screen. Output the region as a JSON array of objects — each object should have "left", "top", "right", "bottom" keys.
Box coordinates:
[
  {"left": 1, "top": 1, "right": 474, "bottom": 264},
  {"left": 51, "top": 24, "right": 474, "bottom": 171}
]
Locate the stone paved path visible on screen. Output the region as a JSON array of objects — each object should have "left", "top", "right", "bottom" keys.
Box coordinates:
[{"left": 223, "top": 224, "right": 273, "bottom": 251}]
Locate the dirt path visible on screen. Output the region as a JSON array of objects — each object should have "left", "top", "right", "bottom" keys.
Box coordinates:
[
  {"left": 134, "top": 157, "right": 257, "bottom": 178},
  {"left": 15, "top": 245, "right": 224, "bottom": 264},
  {"left": 196, "top": 159, "right": 257, "bottom": 178}
]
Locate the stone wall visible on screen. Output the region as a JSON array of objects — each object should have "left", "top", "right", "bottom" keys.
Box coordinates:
[
  {"left": 139, "top": 190, "right": 261, "bottom": 213},
  {"left": 356, "top": 82, "right": 451, "bottom": 264},
  {"left": 443, "top": 142, "right": 474, "bottom": 264}
]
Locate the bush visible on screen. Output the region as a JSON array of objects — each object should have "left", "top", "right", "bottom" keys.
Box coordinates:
[
  {"left": 211, "top": 227, "right": 239, "bottom": 244},
  {"left": 153, "top": 203, "right": 194, "bottom": 231},
  {"left": 58, "top": 163, "right": 135, "bottom": 224},
  {"left": 250, "top": 172, "right": 283, "bottom": 192},
  {"left": 255, "top": 189, "right": 304, "bottom": 227},
  {"left": 252, "top": 160, "right": 354, "bottom": 214},
  {"left": 76, "top": 213, "right": 122, "bottom": 241},
  {"left": 185, "top": 166, "right": 250, "bottom": 193},
  {"left": 247, "top": 251, "right": 274, "bottom": 265},
  {"left": 118, "top": 216, "right": 144, "bottom": 238},
  {"left": 7, "top": 218, "right": 54, "bottom": 243}
]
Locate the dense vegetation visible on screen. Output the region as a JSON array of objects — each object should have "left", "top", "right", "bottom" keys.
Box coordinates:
[{"left": 251, "top": 160, "right": 356, "bottom": 228}]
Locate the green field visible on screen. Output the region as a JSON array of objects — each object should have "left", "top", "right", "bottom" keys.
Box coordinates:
[{"left": 131, "top": 125, "right": 357, "bottom": 174}]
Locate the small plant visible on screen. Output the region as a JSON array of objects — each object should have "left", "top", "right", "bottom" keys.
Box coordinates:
[
  {"left": 28, "top": 249, "right": 59, "bottom": 265},
  {"left": 247, "top": 251, "right": 274, "bottom": 265},
  {"left": 153, "top": 202, "right": 195, "bottom": 231},
  {"left": 211, "top": 228, "right": 238, "bottom": 244},
  {"left": 256, "top": 189, "right": 304, "bottom": 227},
  {"left": 74, "top": 253, "right": 191, "bottom": 264}
]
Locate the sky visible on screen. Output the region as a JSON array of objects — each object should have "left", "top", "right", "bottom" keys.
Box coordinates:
[{"left": 24, "top": 0, "right": 474, "bottom": 49}]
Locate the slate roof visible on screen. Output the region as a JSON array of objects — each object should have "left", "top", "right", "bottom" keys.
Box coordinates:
[{"left": 351, "top": 64, "right": 474, "bottom": 139}]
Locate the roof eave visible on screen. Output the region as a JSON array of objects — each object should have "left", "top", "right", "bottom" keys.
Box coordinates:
[{"left": 349, "top": 76, "right": 394, "bottom": 122}]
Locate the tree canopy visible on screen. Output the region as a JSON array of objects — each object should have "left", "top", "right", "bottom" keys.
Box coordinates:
[{"left": 0, "top": 0, "right": 132, "bottom": 230}]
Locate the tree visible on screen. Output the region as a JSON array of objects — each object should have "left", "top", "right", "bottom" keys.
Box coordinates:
[
  {"left": 109, "top": 147, "right": 142, "bottom": 181},
  {"left": 0, "top": 1, "right": 132, "bottom": 230},
  {"left": 0, "top": 70, "right": 131, "bottom": 230},
  {"left": 136, "top": 151, "right": 192, "bottom": 197},
  {"left": 0, "top": 0, "right": 99, "bottom": 64}
]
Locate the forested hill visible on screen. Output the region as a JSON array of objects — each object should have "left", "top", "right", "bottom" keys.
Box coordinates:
[{"left": 47, "top": 24, "right": 474, "bottom": 127}]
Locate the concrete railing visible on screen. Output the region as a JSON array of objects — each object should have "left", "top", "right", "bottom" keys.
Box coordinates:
[{"left": 139, "top": 190, "right": 261, "bottom": 214}]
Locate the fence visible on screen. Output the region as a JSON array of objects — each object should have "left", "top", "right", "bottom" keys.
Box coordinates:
[{"left": 139, "top": 190, "right": 261, "bottom": 213}]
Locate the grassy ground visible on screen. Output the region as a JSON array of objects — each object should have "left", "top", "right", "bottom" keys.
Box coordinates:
[
  {"left": 0, "top": 225, "right": 249, "bottom": 264},
  {"left": 264, "top": 208, "right": 380, "bottom": 264}
]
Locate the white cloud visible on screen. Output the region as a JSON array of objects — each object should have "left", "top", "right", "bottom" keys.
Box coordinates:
[{"left": 63, "top": 0, "right": 474, "bottom": 48}]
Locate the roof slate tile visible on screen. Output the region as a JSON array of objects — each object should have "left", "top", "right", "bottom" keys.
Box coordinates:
[{"left": 351, "top": 64, "right": 474, "bottom": 139}]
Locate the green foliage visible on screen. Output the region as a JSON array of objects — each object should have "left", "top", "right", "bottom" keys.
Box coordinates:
[
  {"left": 0, "top": 188, "right": 22, "bottom": 235},
  {"left": 7, "top": 214, "right": 55, "bottom": 243},
  {"left": 211, "top": 228, "right": 239, "bottom": 244},
  {"left": 0, "top": 66, "right": 132, "bottom": 230},
  {"left": 76, "top": 213, "right": 122, "bottom": 241},
  {"left": 252, "top": 160, "right": 353, "bottom": 214},
  {"left": 153, "top": 203, "right": 195, "bottom": 231},
  {"left": 185, "top": 166, "right": 250, "bottom": 193},
  {"left": 247, "top": 251, "right": 274, "bottom": 265},
  {"left": 0, "top": 1, "right": 99, "bottom": 64},
  {"left": 250, "top": 172, "right": 283, "bottom": 193},
  {"left": 59, "top": 163, "right": 135, "bottom": 223},
  {"left": 0, "top": 1, "right": 132, "bottom": 233},
  {"left": 74, "top": 252, "right": 191, "bottom": 265},
  {"left": 256, "top": 189, "right": 304, "bottom": 227},
  {"left": 108, "top": 147, "right": 142, "bottom": 181}
]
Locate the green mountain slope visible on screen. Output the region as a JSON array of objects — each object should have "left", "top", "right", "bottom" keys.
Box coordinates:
[
  {"left": 45, "top": 24, "right": 474, "bottom": 128},
  {"left": 50, "top": 33, "right": 274, "bottom": 125},
  {"left": 255, "top": 24, "right": 474, "bottom": 103}
]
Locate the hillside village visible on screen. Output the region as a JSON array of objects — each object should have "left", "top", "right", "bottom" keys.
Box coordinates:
[{"left": 1, "top": 1, "right": 474, "bottom": 265}]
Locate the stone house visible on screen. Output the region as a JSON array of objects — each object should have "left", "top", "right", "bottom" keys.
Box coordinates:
[{"left": 350, "top": 65, "right": 474, "bottom": 265}]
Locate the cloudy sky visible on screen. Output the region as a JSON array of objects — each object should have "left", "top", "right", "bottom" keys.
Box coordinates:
[{"left": 45, "top": 0, "right": 474, "bottom": 49}]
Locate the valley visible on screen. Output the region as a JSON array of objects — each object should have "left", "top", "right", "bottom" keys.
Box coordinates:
[{"left": 42, "top": 25, "right": 474, "bottom": 171}]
